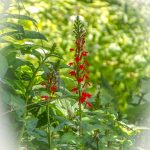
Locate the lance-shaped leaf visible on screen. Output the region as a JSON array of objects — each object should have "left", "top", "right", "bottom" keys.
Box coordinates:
[
  {"left": 0, "top": 13, "right": 37, "bottom": 23},
  {"left": 0, "top": 22, "right": 24, "bottom": 32}
]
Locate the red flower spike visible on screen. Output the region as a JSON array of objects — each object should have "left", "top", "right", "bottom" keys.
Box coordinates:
[
  {"left": 75, "top": 56, "right": 80, "bottom": 62},
  {"left": 71, "top": 87, "right": 78, "bottom": 93},
  {"left": 78, "top": 64, "right": 85, "bottom": 70},
  {"left": 86, "top": 102, "right": 92, "bottom": 108},
  {"left": 81, "top": 51, "right": 88, "bottom": 57},
  {"left": 68, "top": 62, "right": 74, "bottom": 66},
  {"left": 70, "top": 48, "right": 74, "bottom": 52},
  {"left": 50, "top": 85, "right": 57, "bottom": 92},
  {"left": 41, "top": 96, "right": 49, "bottom": 101},
  {"left": 77, "top": 78, "right": 83, "bottom": 83},
  {"left": 69, "top": 70, "right": 76, "bottom": 76},
  {"left": 80, "top": 96, "right": 86, "bottom": 103}
]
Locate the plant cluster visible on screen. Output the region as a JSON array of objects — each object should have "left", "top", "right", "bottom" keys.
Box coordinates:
[{"left": 0, "top": 1, "right": 139, "bottom": 150}]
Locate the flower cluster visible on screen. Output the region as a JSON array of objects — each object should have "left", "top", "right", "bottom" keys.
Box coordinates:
[
  {"left": 41, "top": 72, "right": 58, "bottom": 101},
  {"left": 68, "top": 16, "right": 92, "bottom": 108}
]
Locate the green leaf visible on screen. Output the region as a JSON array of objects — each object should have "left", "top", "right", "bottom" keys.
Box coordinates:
[
  {"left": 23, "top": 30, "right": 47, "bottom": 41},
  {"left": 0, "top": 22, "right": 24, "bottom": 32},
  {"left": 13, "top": 58, "right": 35, "bottom": 71},
  {"left": 31, "top": 49, "right": 43, "bottom": 60},
  {"left": 0, "top": 87, "right": 11, "bottom": 104},
  {"left": 10, "top": 94, "right": 25, "bottom": 117},
  {"left": 0, "top": 13, "right": 37, "bottom": 23},
  {"left": 0, "top": 54, "right": 8, "bottom": 78},
  {"left": 47, "top": 52, "right": 63, "bottom": 59},
  {"left": 26, "top": 117, "right": 38, "bottom": 132},
  {"left": 0, "top": 31, "right": 18, "bottom": 37},
  {"left": 0, "top": 30, "right": 47, "bottom": 41}
]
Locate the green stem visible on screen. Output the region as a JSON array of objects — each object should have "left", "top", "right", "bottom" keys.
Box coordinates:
[{"left": 47, "top": 102, "right": 51, "bottom": 150}]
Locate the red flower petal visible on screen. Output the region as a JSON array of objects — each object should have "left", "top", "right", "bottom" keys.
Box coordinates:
[
  {"left": 84, "top": 74, "right": 89, "bottom": 80},
  {"left": 50, "top": 86, "right": 57, "bottom": 92},
  {"left": 82, "top": 92, "right": 87, "bottom": 97},
  {"left": 70, "top": 48, "right": 74, "bottom": 52},
  {"left": 78, "top": 64, "right": 85, "bottom": 70},
  {"left": 69, "top": 70, "right": 76, "bottom": 76},
  {"left": 41, "top": 96, "right": 49, "bottom": 101},
  {"left": 81, "top": 51, "right": 88, "bottom": 56},
  {"left": 71, "top": 87, "right": 78, "bottom": 93},
  {"left": 84, "top": 60, "right": 90, "bottom": 67},
  {"left": 77, "top": 77, "right": 83, "bottom": 83},
  {"left": 86, "top": 93, "right": 92, "bottom": 98},
  {"left": 86, "top": 102, "right": 92, "bottom": 108},
  {"left": 68, "top": 62, "right": 74, "bottom": 66},
  {"left": 75, "top": 57, "right": 80, "bottom": 62},
  {"left": 80, "top": 96, "right": 86, "bottom": 103},
  {"left": 81, "top": 92, "right": 91, "bottom": 98}
]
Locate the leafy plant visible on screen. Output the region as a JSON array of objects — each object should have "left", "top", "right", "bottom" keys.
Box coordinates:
[{"left": 0, "top": 0, "right": 142, "bottom": 150}]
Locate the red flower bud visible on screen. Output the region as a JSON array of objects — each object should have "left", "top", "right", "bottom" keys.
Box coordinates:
[
  {"left": 78, "top": 64, "right": 85, "bottom": 70},
  {"left": 50, "top": 86, "right": 57, "bottom": 92},
  {"left": 71, "top": 87, "right": 78, "bottom": 93},
  {"left": 84, "top": 60, "right": 90, "bottom": 67},
  {"left": 86, "top": 93, "right": 92, "bottom": 98},
  {"left": 77, "top": 77, "right": 83, "bottom": 83},
  {"left": 86, "top": 102, "right": 92, "bottom": 108},
  {"left": 41, "top": 96, "right": 49, "bottom": 101},
  {"left": 69, "top": 70, "right": 76, "bottom": 76},
  {"left": 81, "top": 51, "right": 88, "bottom": 56},
  {"left": 70, "top": 48, "right": 74, "bottom": 52},
  {"left": 75, "top": 56, "right": 80, "bottom": 62},
  {"left": 80, "top": 96, "right": 86, "bottom": 103},
  {"left": 68, "top": 62, "right": 74, "bottom": 66}
]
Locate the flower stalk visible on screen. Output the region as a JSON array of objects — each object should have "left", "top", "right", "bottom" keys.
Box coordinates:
[{"left": 68, "top": 16, "right": 92, "bottom": 138}]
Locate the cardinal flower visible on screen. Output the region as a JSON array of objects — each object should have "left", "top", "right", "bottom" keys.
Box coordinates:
[
  {"left": 70, "top": 48, "right": 74, "bottom": 52},
  {"left": 71, "top": 87, "right": 78, "bottom": 93},
  {"left": 81, "top": 51, "right": 88, "bottom": 57},
  {"left": 68, "top": 62, "right": 74, "bottom": 66},
  {"left": 86, "top": 102, "right": 92, "bottom": 108},
  {"left": 75, "top": 56, "right": 80, "bottom": 62},
  {"left": 84, "top": 60, "right": 90, "bottom": 67},
  {"left": 80, "top": 96, "right": 86, "bottom": 103},
  {"left": 77, "top": 77, "right": 83, "bottom": 83},
  {"left": 69, "top": 70, "right": 76, "bottom": 76},
  {"left": 41, "top": 96, "right": 49, "bottom": 101},
  {"left": 78, "top": 64, "right": 85, "bottom": 70},
  {"left": 50, "top": 85, "right": 57, "bottom": 92}
]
